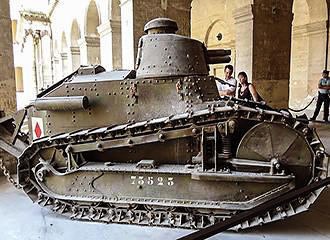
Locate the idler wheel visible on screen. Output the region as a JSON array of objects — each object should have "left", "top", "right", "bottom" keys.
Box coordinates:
[{"left": 236, "top": 122, "right": 313, "bottom": 187}]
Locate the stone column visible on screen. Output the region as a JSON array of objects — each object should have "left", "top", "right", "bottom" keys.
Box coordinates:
[
  {"left": 69, "top": 46, "right": 81, "bottom": 72},
  {"left": 232, "top": 5, "right": 254, "bottom": 80},
  {"left": 120, "top": 0, "right": 192, "bottom": 69},
  {"left": 120, "top": 0, "right": 134, "bottom": 69},
  {"left": 233, "top": 1, "right": 293, "bottom": 109},
  {"left": 22, "top": 33, "right": 38, "bottom": 103},
  {"left": 252, "top": 0, "right": 293, "bottom": 109},
  {"left": 0, "top": 0, "right": 17, "bottom": 174},
  {"left": 61, "top": 52, "right": 68, "bottom": 77},
  {"left": 97, "top": 20, "right": 122, "bottom": 71},
  {"left": 0, "top": 0, "right": 16, "bottom": 112},
  {"left": 78, "top": 36, "right": 100, "bottom": 66},
  {"left": 41, "top": 34, "right": 53, "bottom": 88},
  {"left": 306, "top": 21, "right": 327, "bottom": 95},
  {"left": 289, "top": 24, "right": 309, "bottom": 107}
]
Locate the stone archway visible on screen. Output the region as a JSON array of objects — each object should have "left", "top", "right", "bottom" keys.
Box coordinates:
[
  {"left": 96, "top": 0, "right": 122, "bottom": 70},
  {"left": 290, "top": 0, "right": 328, "bottom": 108},
  {"left": 191, "top": 0, "right": 237, "bottom": 78},
  {"left": 70, "top": 19, "right": 81, "bottom": 71},
  {"left": 79, "top": 0, "right": 101, "bottom": 65}
]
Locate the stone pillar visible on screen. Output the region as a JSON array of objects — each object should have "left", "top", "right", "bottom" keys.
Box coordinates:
[
  {"left": 289, "top": 24, "right": 309, "bottom": 107},
  {"left": 69, "top": 46, "right": 81, "bottom": 72},
  {"left": 97, "top": 20, "right": 122, "bottom": 70},
  {"left": 78, "top": 36, "right": 100, "bottom": 66},
  {"left": 120, "top": 0, "right": 134, "bottom": 69},
  {"left": 61, "top": 52, "right": 69, "bottom": 77},
  {"left": 22, "top": 34, "right": 38, "bottom": 103},
  {"left": 0, "top": 0, "right": 16, "bottom": 112},
  {"left": 252, "top": 0, "right": 293, "bottom": 109},
  {"left": 41, "top": 34, "right": 53, "bottom": 88},
  {"left": 306, "top": 21, "right": 327, "bottom": 95},
  {"left": 120, "top": 0, "right": 192, "bottom": 69},
  {"left": 233, "top": 5, "right": 254, "bottom": 81},
  {"left": 0, "top": 0, "right": 17, "bottom": 174},
  {"left": 233, "top": 1, "right": 293, "bottom": 109}
]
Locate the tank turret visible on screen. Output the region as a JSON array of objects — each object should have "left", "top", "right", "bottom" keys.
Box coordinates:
[{"left": 136, "top": 18, "right": 231, "bottom": 78}]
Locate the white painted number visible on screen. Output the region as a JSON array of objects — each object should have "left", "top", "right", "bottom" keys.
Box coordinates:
[
  {"left": 130, "top": 175, "right": 174, "bottom": 186},
  {"left": 168, "top": 177, "right": 174, "bottom": 186},
  {"left": 157, "top": 177, "right": 164, "bottom": 185},
  {"left": 147, "top": 177, "right": 154, "bottom": 185},
  {"left": 130, "top": 176, "right": 136, "bottom": 185}
]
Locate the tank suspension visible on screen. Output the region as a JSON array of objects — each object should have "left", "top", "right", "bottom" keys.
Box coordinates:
[
  {"left": 217, "top": 120, "right": 237, "bottom": 159},
  {"left": 221, "top": 135, "right": 231, "bottom": 156}
]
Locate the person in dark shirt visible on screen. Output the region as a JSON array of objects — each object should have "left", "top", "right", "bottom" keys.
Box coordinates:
[
  {"left": 310, "top": 70, "right": 330, "bottom": 122},
  {"left": 237, "top": 71, "right": 261, "bottom": 102}
]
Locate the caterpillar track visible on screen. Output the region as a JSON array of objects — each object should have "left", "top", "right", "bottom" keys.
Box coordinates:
[
  {"left": 16, "top": 99, "right": 329, "bottom": 230},
  {"left": 0, "top": 17, "right": 329, "bottom": 232}
]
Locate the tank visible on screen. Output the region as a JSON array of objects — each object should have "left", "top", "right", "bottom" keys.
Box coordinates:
[{"left": 0, "top": 18, "right": 329, "bottom": 230}]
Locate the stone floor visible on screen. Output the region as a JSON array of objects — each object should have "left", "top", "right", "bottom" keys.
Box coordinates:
[{"left": 0, "top": 123, "right": 329, "bottom": 240}]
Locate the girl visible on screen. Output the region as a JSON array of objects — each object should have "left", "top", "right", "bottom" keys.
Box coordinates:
[{"left": 237, "top": 71, "right": 262, "bottom": 102}]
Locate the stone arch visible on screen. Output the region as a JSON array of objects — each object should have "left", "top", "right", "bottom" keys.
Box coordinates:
[
  {"left": 86, "top": 0, "right": 100, "bottom": 37},
  {"left": 81, "top": 0, "right": 101, "bottom": 65},
  {"left": 191, "top": 0, "right": 236, "bottom": 78},
  {"left": 290, "top": 0, "right": 328, "bottom": 109},
  {"left": 70, "top": 19, "right": 81, "bottom": 71},
  {"left": 204, "top": 19, "right": 233, "bottom": 48}
]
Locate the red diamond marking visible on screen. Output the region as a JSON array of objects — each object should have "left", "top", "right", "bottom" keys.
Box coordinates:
[{"left": 34, "top": 122, "right": 42, "bottom": 138}]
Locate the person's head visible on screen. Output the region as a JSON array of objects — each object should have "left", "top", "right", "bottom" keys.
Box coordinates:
[
  {"left": 322, "top": 70, "right": 329, "bottom": 78},
  {"left": 238, "top": 71, "right": 248, "bottom": 85},
  {"left": 224, "top": 65, "right": 233, "bottom": 79}
]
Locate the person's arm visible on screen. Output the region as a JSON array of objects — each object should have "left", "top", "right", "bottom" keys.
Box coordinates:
[
  {"left": 219, "top": 89, "right": 235, "bottom": 96},
  {"left": 318, "top": 79, "right": 330, "bottom": 89},
  {"left": 248, "top": 84, "right": 259, "bottom": 101}
]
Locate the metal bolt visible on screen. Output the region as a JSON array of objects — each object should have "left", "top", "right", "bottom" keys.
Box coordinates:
[{"left": 159, "top": 133, "right": 164, "bottom": 140}]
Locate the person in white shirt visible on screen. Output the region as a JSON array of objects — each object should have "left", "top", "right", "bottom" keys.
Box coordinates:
[{"left": 216, "top": 64, "right": 237, "bottom": 97}]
